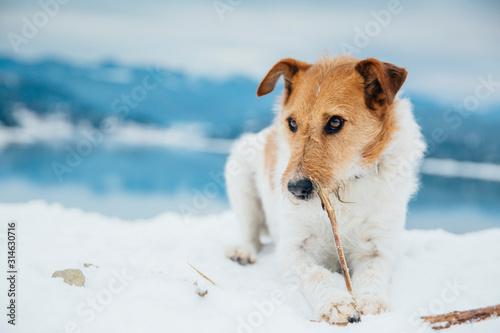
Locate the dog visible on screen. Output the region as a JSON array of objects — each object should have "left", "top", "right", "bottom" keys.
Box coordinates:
[{"left": 225, "top": 55, "right": 425, "bottom": 323}]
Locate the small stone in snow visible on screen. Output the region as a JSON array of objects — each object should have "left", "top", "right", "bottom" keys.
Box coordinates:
[
  {"left": 194, "top": 281, "right": 208, "bottom": 297},
  {"left": 196, "top": 288, "right": 208, "bottom": 297},
  {"left": 52, "top": 269, "right": 85, "bottom": 287},
  {"left": 83, "top": 263, "right": 98, "bottom": 268}
]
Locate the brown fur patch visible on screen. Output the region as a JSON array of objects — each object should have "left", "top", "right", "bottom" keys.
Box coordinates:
[
  {"left": 361, "top": 101, "right": 399, "bottom": 164},
  {"left": 359, "top": 248, "right": 381, "bottom": 261},
  {"left": 309, "top": 270, "right": 329, "bottom": 285},
  {"left": 257, "top": 58, "right": 312, "bottom": 103},
  {"left": 264, "top": 129, "right": 278, "bottom": 190},
  {"left": 355, "top": 58, "right": 407, "bottom": 112}
]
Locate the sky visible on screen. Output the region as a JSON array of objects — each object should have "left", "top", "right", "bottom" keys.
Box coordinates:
[{"left": 1, "top": 0, "right": 500, "bottom": 103}]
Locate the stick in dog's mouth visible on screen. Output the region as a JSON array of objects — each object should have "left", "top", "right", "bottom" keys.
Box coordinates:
[{"left": 311, "top": 178, "right": 359, "bottom": 323}]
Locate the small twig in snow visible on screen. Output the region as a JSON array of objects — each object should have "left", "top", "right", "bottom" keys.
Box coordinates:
[
  {"left": 187, "top": 262, "right": 216, "bottom": 286},
  {"left": 421, "top": 304, "right": 500, "bottom": 330}
]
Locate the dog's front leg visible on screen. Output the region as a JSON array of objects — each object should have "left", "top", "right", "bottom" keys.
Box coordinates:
[
  {"left": 278, "top": 239, "right": 360, "bottom": 324},
  {"left": 349, "top": 234, "right": 397, "bottom": 315}
]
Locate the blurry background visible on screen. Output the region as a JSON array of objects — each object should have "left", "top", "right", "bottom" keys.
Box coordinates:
[{"left": 0, "top": 0, "right": 499, "bottom": 232}]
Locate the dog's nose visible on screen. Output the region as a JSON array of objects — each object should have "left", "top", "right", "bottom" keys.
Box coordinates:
[{"left": 287, "top": 179, "right": 314, "bottom": 199}]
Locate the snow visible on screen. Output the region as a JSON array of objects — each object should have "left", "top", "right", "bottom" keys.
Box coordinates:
[{"left": 1, "top": 201, "right": 499, "bottom": 333}]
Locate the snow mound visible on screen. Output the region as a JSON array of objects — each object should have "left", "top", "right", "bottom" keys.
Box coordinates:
[{"left": 1, "top": 201, "right": 499, "bottom": 333}]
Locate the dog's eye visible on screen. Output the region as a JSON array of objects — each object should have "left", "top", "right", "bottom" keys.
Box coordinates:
[
  {"left": 288, "top": 118, "right": 297, "bottom": 133},
  {"left": 325, "top": 116, "right": 344, "bottom": 134}
]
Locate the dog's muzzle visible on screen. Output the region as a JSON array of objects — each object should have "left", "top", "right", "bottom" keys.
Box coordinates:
[{"left": 287, "top": 178, "right": 314, "bottom": 200}]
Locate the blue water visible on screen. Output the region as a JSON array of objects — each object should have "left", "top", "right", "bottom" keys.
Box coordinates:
[
  {"left": 0, "top": 144, "right": 226, "bottom": 195},
  {"left": 0, "top": 143, "right": 499, "bottom": 232}
]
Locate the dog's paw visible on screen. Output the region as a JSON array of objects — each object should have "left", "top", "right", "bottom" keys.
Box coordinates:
[
  {"left": 225, "top": 246, "right": 257, "bottom": 265},
  {"left": 354, "top": 290, "right": 390, "bottom": 315},
  {"left": 316, "top": 290, "right": 360, "bottom": 324}
]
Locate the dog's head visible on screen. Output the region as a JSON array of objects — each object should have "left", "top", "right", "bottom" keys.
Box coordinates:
[{"left": 257, "top": 55, "right": 407, "bottom": 201}]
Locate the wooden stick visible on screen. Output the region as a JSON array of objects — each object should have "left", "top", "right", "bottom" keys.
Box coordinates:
[
  {"left": 314, "top": 181, "right": 353, "bottom": 294},
  {"left": 187, "top": 262, "right": 216, "bottom": 286},
  {"left": 421, "top": 304, "right": 500, "bottom": 330}
]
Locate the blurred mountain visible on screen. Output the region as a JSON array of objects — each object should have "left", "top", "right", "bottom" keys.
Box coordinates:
[{"left": 0, "top": 57, "right": 275, "bottom": 139}]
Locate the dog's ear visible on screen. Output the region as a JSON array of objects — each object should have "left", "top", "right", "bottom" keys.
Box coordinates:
[
  {"left": 355, "top": 58, "right": 407, "bottom": 112},
  {"left": 257, "top": 58, "right": 311, "bottom": 102}
]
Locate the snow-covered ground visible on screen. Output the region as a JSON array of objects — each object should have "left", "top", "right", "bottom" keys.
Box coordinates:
[{"left": 1, "top": 201, "right": 499, "bottom": 333}]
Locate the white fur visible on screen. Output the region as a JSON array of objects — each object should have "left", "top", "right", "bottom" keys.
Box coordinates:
[{"left": 225, "top": 98, "right": 425, "bottom": 322}]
